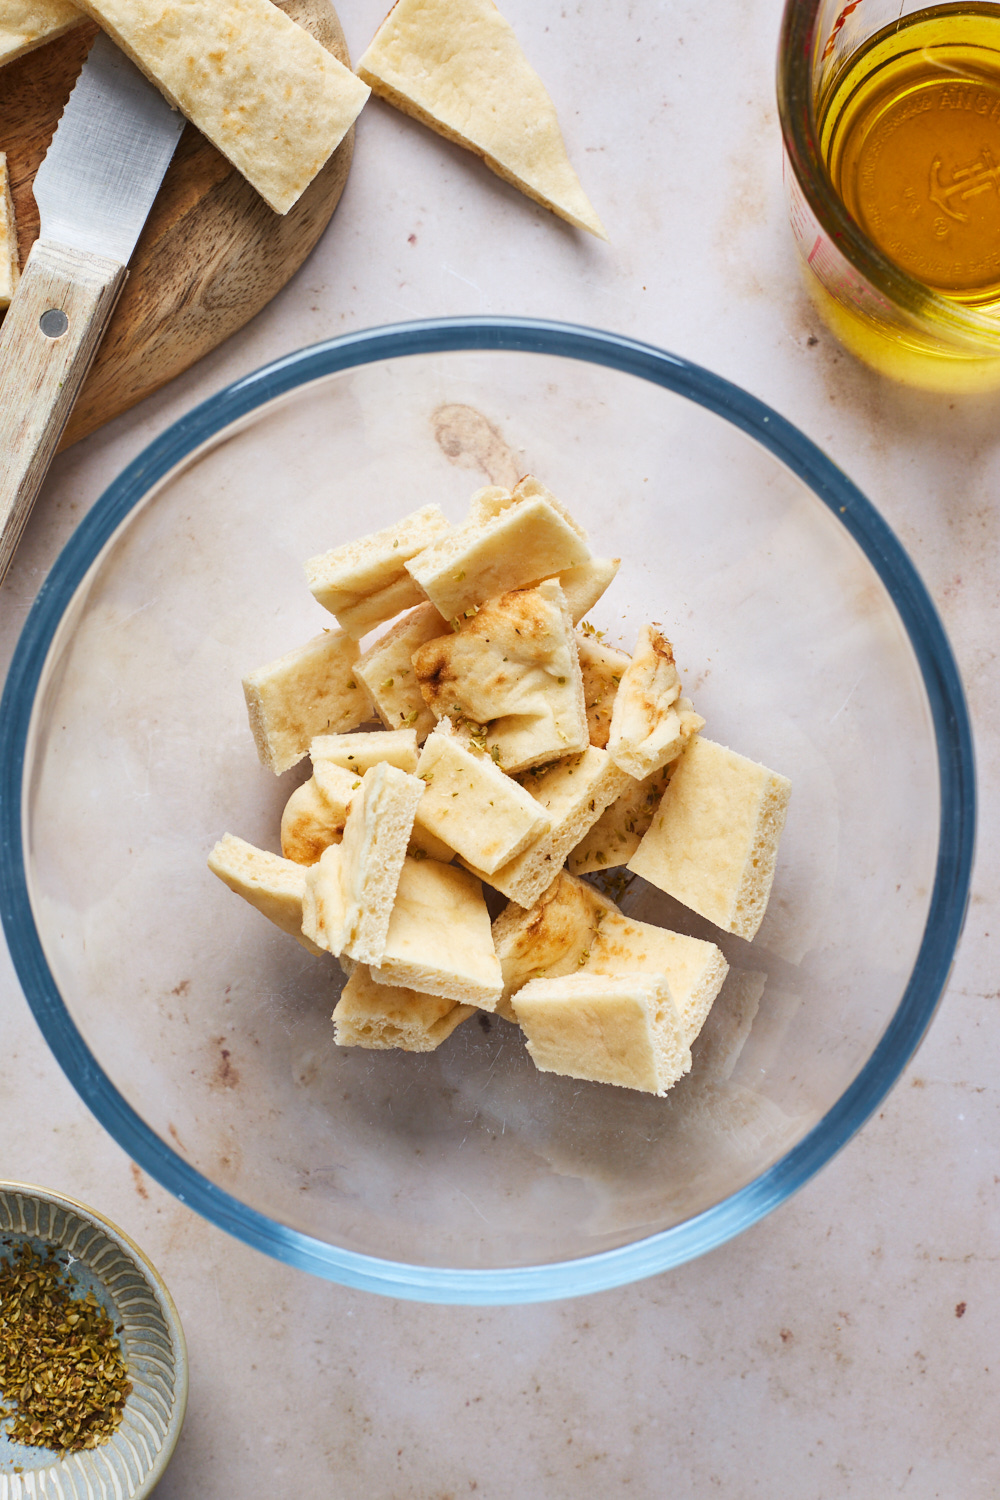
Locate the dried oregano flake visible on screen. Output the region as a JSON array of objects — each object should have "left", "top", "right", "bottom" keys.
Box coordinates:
[{"left": 0, "top": 1240, "right": 132, "bottom": 1455}]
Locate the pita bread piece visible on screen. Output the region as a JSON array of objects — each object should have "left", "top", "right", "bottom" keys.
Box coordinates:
[
  {"left": 566, "top": 762, "right": 671, "bottom": 875},
  {"left": 415, "top": 721, "right": 550, "bottom": 874},
  {"left": 0, "top": 0, "right": 84, "bottom": 68},
  {"left": 355, "top": 602, "right": 446, "bottom": 742},
  {"left": 491, "top": 869, "right": 618, "bottom": 1017},
  {"left": 242, "top": 627, "right": 365, "bottom": 775},
  {"left": 607, "top": 625, "right": 704, "bottom": 780},
  {"left": 333, "top": 964, "right": 475, "bottom": 1051},
  {"left": 627, "top": 737, "right": 792, "bottom": 940},
  {"left": 208, "top": 833, "right": 323, "bottom": 954},
  {"left": 577, "top": 632, "right": 631, "bottom": 749},
  {"left": 462, "top": 745, "right": 632, "bottom": 908},
  {"left": 406, "top": 492, "right": 590, "bottom": 622},
  {"left": 370, "top": 857, "right": 503, "bottom": 1008},
  {"left": 358, "top": 0, "right": 605, "bottom": 237},
  {"left": 72, "top": 0, "right": 370, "bottom": 215},
  {"left": 280, "top": 760, "right": 357, "bottom": 865},
  {"left": 513, "top": 972, "right": 690, "bottom": 1095},
  {"left": 310, "top": 727, "right": 420, "bottom": 775},
  {"left": 306, "top": 505, "right": 450, "bottom": 638},
  {"left": 302, "top": 760, "right": 424, "bottom": 964},
  {"left": 583, "top": 911, "right": 730, "bottom": 1045},
  {"left": 412, "top": 579, "right": 589, "bottom": 773}
]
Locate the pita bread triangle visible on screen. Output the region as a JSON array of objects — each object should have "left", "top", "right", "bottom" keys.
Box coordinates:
[{"left": 358, "top": 0, "right": 606, "bottom": 238}]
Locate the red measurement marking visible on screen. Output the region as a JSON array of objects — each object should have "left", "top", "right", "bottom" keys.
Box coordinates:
[{"left": 822, "top": 0, "right": 863, "bottom": 60}]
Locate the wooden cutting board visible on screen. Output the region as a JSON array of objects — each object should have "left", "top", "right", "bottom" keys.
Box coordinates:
[{"left": 1, "top": 0, "right": 355, "bottom": 449}]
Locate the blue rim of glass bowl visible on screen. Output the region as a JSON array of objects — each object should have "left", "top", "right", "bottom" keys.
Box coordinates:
[{"left": 0, "top": 317, "right": 976, "bottom": 1304}]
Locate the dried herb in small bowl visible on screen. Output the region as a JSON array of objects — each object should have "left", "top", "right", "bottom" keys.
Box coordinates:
[{"left": 0, "top": 1240, "right": 132, "bottom": 1455}]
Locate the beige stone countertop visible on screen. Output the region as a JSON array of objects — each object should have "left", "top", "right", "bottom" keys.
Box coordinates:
[{"left": 1, "top": 1, "right": 996, "bottom": 1494}]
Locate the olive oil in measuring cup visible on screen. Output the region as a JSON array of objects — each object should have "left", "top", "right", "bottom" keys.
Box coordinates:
[
  {"left": 778, "top": 0, "right": 1000, "bottom": 389},
  {"left": 819, "top": 5, "right": 1000, "bottom": 306}
]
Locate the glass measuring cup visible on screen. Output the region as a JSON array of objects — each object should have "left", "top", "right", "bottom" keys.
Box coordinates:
[{"left": 779, "top": 0, "right": 1000, "bottom": 389}]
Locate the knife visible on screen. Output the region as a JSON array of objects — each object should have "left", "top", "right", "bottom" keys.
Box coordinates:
[{"left": 0, "top": 31, "right": 185, "bottom": 587}]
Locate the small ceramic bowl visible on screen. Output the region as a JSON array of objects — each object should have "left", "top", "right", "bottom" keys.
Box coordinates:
[{"left": 0, "top": 1184, "right": 187, "bottom": 1499}]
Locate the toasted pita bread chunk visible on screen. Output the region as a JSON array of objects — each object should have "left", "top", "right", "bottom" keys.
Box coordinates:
[
  {"left": 309, "top": 735, "right": 447, "bottom": 862},
  {"left": 566, "top": 762, "right": 671, "bottom": 875},
  {"left": 310, "top": 727, "right": 419, "bottom": 775},
  {"left": 415, "top": 721, "right": 550, "bottom": 874},
  {"left": 513, "top": 972, "right": 690, "bottom": 1095},
  {"left": 607, "top": 625, "right": 704, "bottom": 779},
  {"left": 508, "top": 476, "right": 587, "bottom": 536},
  {"left": 306, "top": 505, "right": 450, "bottom": 638},
  {"left": 302, "top": 761, "right": 424, "bottom": 963},
  {"left": 412, "top": 580, "right": 588, "bottom": 773},
  {"left": 576, "top": 633, "right": 630, "bottom": 749},
  {"left": 1, "top": 155, "right": 20, "bottom": 309},
  {"left": 464, "top": 484, "right": 514, "bottom": 525},
  {"left": 583, "top": 912, "right": 729, "bottom": 1045},
  {"left": 558, "top": 557, "right": 620, "bottom": 624},
  {"left": 72, "top": 0, "right": 370, "bottom": 215},
  {"left": 280, "top": 762, "right": 356, "bottom": 865},
  {"left": 357, "top": 0, "right": 605, "bottom": 237},
  {"left": 333, "top": 964, "right": 475, "bottom": 1050},
  {"left": 491, "top": 870, "right": 617, "bottom": 1018},
  {"left": 462, "top": 746, "right": 632, "bottom": 908},
  {"left": 243, "top": 628, "right": 365, "bottom": 774},
  {"left": 406, "top": 494, "right": 590, "bottom": 622},
  {"left": 370, "top": 857, "right": 503, "bottom": 1008},
  {"left": 356, "top": 602, "right": 446, "bottom": 742},
  {"left": 208, "top": 834, "right": 323, "bottom": 954},
  {"left": 628, "top": 737, "right": 791, "bottom": 940},
  {"left": 462, "top": 479, "right": 615, "bottom": 619},
  {"left": 0, "top": 1, "right": 84, "bottom": 68}
]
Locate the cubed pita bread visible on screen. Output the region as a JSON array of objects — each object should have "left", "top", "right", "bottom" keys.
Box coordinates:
[
  {"left": 357, "top": 0, "right": 605, "bottom": 237},
  {"left": 627, "top": 737, "right": 791, "bottom": 940},
  {"left": 566, "top": 762, "right": 671, "bottom": 875},
  {"left": 242, "top": 627, "right": 365, "bottom": 774},
  {"left": 577, "top": 633, "right": 631, "bottom": 749},
  {"left": 461, "top": 746, "right": 632, "bottom": 908},
  {"left": 355, "top": 602, "right": 446, "bottom": 742},
  {"left": 310, "top": 727, "right": 420, "bottom": 775},
  {"left": 208, "top": 833, "right": 323, "bottom": 955},
  {"left": 302, "top": 760, "right": 424, "bottom": 964},
  {"left": 558, "top": 557, "right": 620, "bottom": 624},
  {"left": 491, "top": 870, "right": 617, "bottom": 1018},
  {"left": 370, "top": 857, "right": 503, "bottom": 1008},
  {"left": 280, "top": 762, "right": 356, "bottom": 865},
  {"left": 405, "top": 494, "right": 590, "bottom": 621},
  {"left": 461, "top": 479, "right": 615, "bottom": 620},
  {"left": 306, "top": 505, "right": 450, "bottom": 638},
  {"left": 71, "top": 0, "right": 370, "bottom": 214},
  {"left": 0, "top": 1, "right": 84, "bottom": 69},
  {"left": 582, "top": 911, "right": 730, "bottom": 1045},
  {"left": 607, "top": 625, "right": 704, "bottom": 779},
  {"left": 333, "top": 964, "right": 475, "bottom": 1050},
  {"left": 414, "top": 721, "right": 550, "bottom": 874},
  {"left": 412, "top": 580, "right": 589, "bottom": 773},
  {"left": 513, "top": 972, "right": 690, "bottom": 1095}
]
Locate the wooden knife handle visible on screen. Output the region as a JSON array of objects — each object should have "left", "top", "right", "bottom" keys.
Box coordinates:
[{"left": 0, "top": 239, "right": 127, "bottom": 586}]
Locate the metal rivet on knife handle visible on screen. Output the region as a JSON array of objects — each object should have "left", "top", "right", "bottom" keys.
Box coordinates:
[{"left": 39, "top": 309, "right": 70, "bottom": 338}]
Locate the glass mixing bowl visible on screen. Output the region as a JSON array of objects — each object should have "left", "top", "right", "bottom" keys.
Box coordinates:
[{"left": 0, "top": 319, "right": 975, "bottom": 1303}]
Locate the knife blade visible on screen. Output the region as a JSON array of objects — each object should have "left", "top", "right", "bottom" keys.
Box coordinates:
[{"left": 0, "top": 31, "right": 185, "bottom": 587}]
